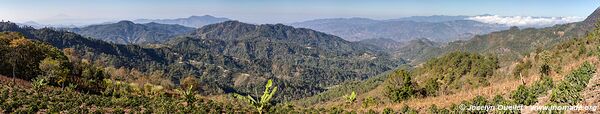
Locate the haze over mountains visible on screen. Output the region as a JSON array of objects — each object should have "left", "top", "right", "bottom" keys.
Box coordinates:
[
  {"left": 15, "top": 14, "right": 582, "bottom": 44},
  {"left": 292, "top": 18, "right": 507, "bottom": 42},
  {"left": 133, "top": 15, "right": 231, "bottom": 28},
  {"left": 66, "top": 21, "right": 195, "bottom": 44},
  {"left": 1, "top": 3, "right": 599, "bottom": 113},
  {"left": 291, "top": 15, "right": 583, "bottom": 42}
]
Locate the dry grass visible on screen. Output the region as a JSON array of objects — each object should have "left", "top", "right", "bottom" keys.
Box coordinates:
[
  {"left": 310, "top": 56, "right": 599, "bottom": 113},
  {"left": 0, "top": 75, "right": 32, "bottom": 89}
]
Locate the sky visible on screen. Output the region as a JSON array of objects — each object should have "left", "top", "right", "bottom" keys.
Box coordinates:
[{"left": 0, "top": 0, "right": 598, "bottom": 25}]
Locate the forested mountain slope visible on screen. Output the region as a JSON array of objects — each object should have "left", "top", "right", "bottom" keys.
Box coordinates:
[
  {"left": 0, "top": 21, "right": 404, "bottom": 101},
  {"left": 133, "top": 15, "right": 231, "bottom": 28},
  {"left": 67, "top": 21, "right": 195, "bottom": 44},
  {"left": 397, "top": 8, "right": 600, "bottom": 64}
]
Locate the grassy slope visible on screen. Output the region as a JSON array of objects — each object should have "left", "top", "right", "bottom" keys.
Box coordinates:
[{"left": 306, "top": 24, "right": 600, "bottom": 113}]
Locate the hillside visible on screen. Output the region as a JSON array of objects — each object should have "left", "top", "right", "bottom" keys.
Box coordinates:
[
  {"left": 291, "top": 18, "right": 508, "bottom": 42},
  {"left": 0, "top": 21, "right": 404, "bottom": 101},
  {"left": 166, "top": 21, "right": 405, "bottom": 101},
  {"left": 68, "top": 21, "right": 195, "bottom": 44},
  {"left": 358, "top": 38, "right": 442, "bottom": 63},
  {"left": 395, "top": 8, "right": 600, "bottom": 64},
  {"left": 296, "top": 8, "right": 600, "bottom": 113}
]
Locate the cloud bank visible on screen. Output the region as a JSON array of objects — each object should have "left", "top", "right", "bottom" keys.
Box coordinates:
[{"left": 467, "top": 15, "right": 584, "bottom": 27}]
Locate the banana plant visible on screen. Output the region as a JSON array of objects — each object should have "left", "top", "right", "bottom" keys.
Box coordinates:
[
  {"left": 175, "top": 85, "right": 196, "bottom": 103},
  {"left": 234, "top": 79, "right": 278, "bottom": 114},
  {"left": 343, "top": 91, "right": 357, "bottom": 103}
]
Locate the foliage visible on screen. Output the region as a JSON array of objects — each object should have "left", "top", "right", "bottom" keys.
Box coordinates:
[
  {"left": 550, "top": 62, "right": 595, "bottom": 105},
  {"left": 0, "top": 32, "right": 68, "bottom": 81},
  {"left": 361, "top": 96, "right": 379, "bottom": 108},
  {"left": 384, "top": 69, "right": 415, "bottom": 102},
  {"left": 540, "top": 64, "right": 551, "bottom": 76},
  {"left": 294, "top": 69, "right": 392, "bottom": 106},
  {"left": 0, "top": 21, "right": 404, "bottom": 101},
  {"left": 0, "top": 84, "right": 246, "bottom": 113},
  {"left": 530, "top": 75, "right": 554, "bottom": 96},
  {"left": 31, "top": 77, "right": 48, "bottom": 91},
  {"left": 513, "top": 60, "right": 532, "bottom": 77},
  {"left": 414, "top": 52, "right": 498, "bottom": 92},
  {"left": 423, "top": 78, "right": 440, "bottom": 97},
  {"left": 234, "top": 79, "right": 278, "bottom": 114},
  {"left": 510, "top": 85, "right": 537, "bottom": 105},
  {"left": 508, "top": 75, "right": 554, "bottom": 106},
  {"left": 39, "top": 57, "right": 70, "bottom": 88},
  {"left": 343, "top": 91, "right": 357, "bottom": 104},
  {"left": 175, "top": 85, "right": 196, "bottom": 103},
  {"left": 180, "top": 76, "right": 199, "bottom": 91},
  {"left": 399, "top": 104, "right": 418, "bottom": 114},
  {"left": 382, "top": 107, "right": 394, "bottom": 114},
  {"left": 427, "top": 104, "right": 449, "bottom": 114}
]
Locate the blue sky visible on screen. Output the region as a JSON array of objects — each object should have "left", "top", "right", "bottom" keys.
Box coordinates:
[{"left": 0, "top": 0, "right": 598, "bottom": 25}]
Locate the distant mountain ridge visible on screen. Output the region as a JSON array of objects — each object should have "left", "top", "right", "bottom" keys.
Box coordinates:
[
  {"left": 134, "top": 15, "right": 231, "bottom": 28},
  {"left": 291, "top": 18, "right": 508, "bottom": 42},
  {"left": 387, "top": 15, "right": 470, "bottom": 22},
  {"left": 67, "top": 20, "right": 195, "bottom": 44},
  {"left": 400, "top": 8, "right": 600, "bottom": 63}
]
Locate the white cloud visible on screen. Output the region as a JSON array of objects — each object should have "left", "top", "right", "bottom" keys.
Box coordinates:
[{"left": 467, "top": 15, "right": 584, "bottom": 27}]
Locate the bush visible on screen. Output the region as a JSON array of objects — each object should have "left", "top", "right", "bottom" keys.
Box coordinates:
[
  {"left": 361, "top": 97, "right": 379, "bottom": 108},
  {"left": 540, "top": 64, "right": 551, "bottom": 76},
  {"left": 423, "top": 78, "right": 439, "bottom": 97},
  {"left": 384, "top": 70, "right": 415, "bottom": 102},
  {"left": 550, "top": 62, "right": 595, "bottom": 105},
  {"left": 382, "top": 107, "right": 394, "bottom": 114},
  {"left": 513, "top": 60, "right": 532, "bottom": 77},
  {"left": 530, "top": 76, "right": 553, "bottom": 96},
  {"left": 510, "top": 85, "right": 537, "bottom": 105}
]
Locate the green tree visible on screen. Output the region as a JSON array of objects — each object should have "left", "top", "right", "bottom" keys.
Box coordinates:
[
  {"left": 423, "top": 78, "right": 439, "bottom": 97},
  {"left": 39, "top": 57, "right": 70, "bottom": 88},
  {"left": 234, "top": 79, "right": 278, "bottom": 114},
  {"left": 540, "top": 64, "right": 551, "bottom": 76},
  {"left": 7, "top": 38, "right": 29, "bottom": 87},
  {"left": 385, "top": 70, "right": 414, "bottom": 102}
]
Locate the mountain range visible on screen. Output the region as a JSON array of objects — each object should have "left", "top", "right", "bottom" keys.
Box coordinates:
[
  {"left": 0, "top": 20, "right": 404, "bottom": 101},
  {"left": 66, "top": 21, "right": 195, "bottom": 44},
  {"left": 133, "top": 15, "right": 231, "bottom": 28},
  {"left": 291, "top": 17, "right": 508, "bottom": 42}
]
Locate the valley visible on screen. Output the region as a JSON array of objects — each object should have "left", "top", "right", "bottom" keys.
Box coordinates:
[{"left": 0, "top": 1, "right": 599, "bottom": 113}]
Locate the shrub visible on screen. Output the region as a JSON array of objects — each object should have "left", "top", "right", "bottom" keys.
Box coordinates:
[
  {"left": 382, "top": 107, "right": 394, "bottom": 114},
  {"left": 510, "top": 85, "right": 537, "bottom": 105},
  {"left": 361, "top": 97, "right": 378, "bottom": 108},
  {"left": 540, "top": 64, "right": 551, "bottom": 76},
  {"left": 385, "top": 70, "right": 415, "bottom": 102},
  {"left": 530, "top": 76, "right": 553, "bottom": 96},
  {"left": 513, "top": 60, "right": 532, "bottom": 77},
  {"left": 423, "top": 78, "right": 439, "bottom": 97},
  {"left": 550, "top": 62, "right": 595, "bottom": 105},
  {"left": 31, "top": 77, "right": 48, "bottom": 92}
]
